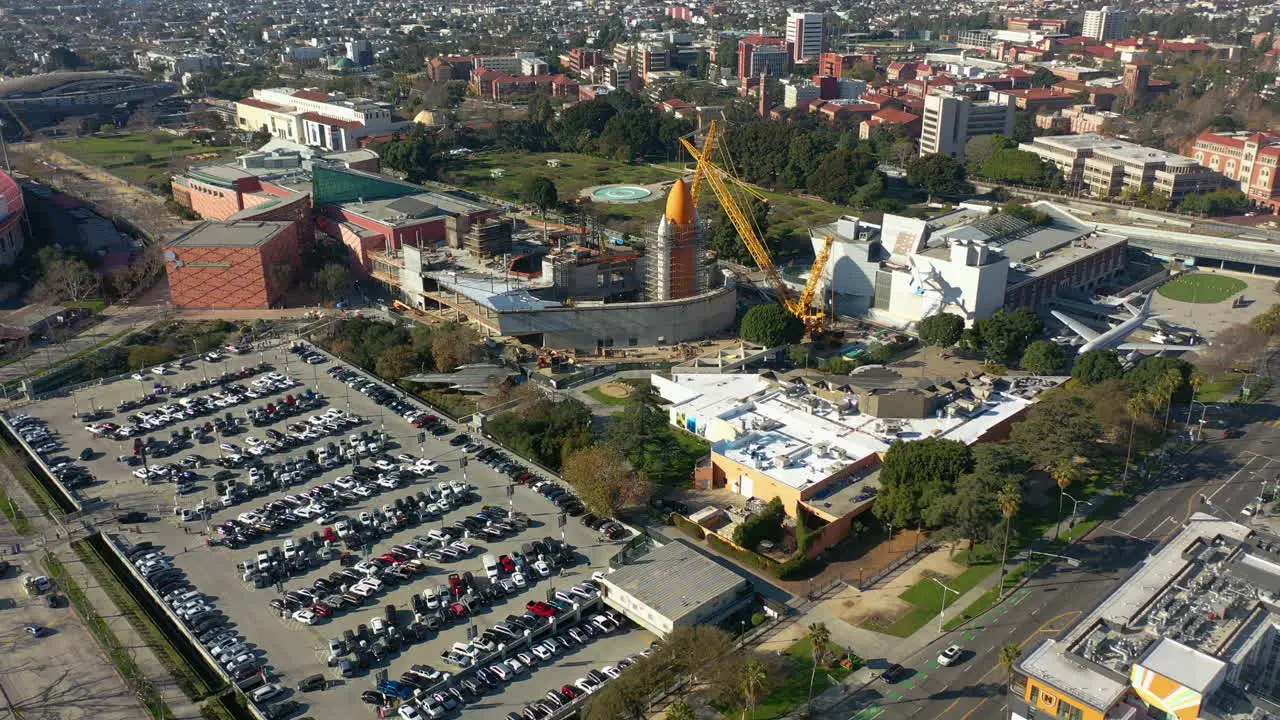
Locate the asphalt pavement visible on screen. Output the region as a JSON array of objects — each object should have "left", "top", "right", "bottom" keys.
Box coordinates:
[{"left": 824, "top": 369, "right": 1280, "bottom": 720}]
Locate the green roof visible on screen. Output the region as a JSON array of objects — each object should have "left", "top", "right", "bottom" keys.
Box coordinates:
[{"left": 312, "top": 165, "right": 423, "bottom": 206}]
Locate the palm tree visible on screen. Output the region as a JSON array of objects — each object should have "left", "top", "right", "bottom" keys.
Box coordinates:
[
  {"left": 1186, "top": 370, "right": 1206, "bottom": 427},
  {"left": 999, "top": 643, "right": 1023, "bottom": 688},
  {"left": 806, "top": 622, "right": 832, "bottom": 715},
  {"left": 1050, "top": 458, "right": 1079, "bottom": 540},
  {"left": 667, "top": 699, "right": 696, "bottom": 720},
  {"left": 997, "top": 481, "right": 1022, "bottom": 598},
  {"left": 1122, "top": 393, "right": 1152, "bottom": 490},
  {"left": 1159, "top": 368, "right": 1184, "bottom": 431},
  {"left": 741, "top": 659, "right": 767, "bottom": 720}
]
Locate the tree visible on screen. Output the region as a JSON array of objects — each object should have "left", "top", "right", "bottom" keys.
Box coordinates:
[
  {"left": 999, "top": 643, "right": 1023, "bottom": 687},
  {"left": 1072, "top": 349, "right": 1124, "bottom": 385},
  {"left": 966, "top": 307, "right": 1043, "bottom": 365},
  {"left": 521, "top": 176, "right": 559, "bottom": 222},
  {"left": 666, "top": 700, "right": 695, "bottom": 720},
  {"left": 312, "top": 263, "right": 351, "bottom": 302},
  {"left": 788, "top": 344, "right": 812, "bottom": 368},
  {"left": 806, "top": 622, "right": 832, "bottom": 715},
  {"left": 561, "top": 445, "right": 651, "bottom": 517},
  {"left": 873, "top": 438, "right": 973, "bottom": 529},
  {"left": 918, "top": 312, "right": 965, "bottom": 347},
  {"left": 1031, "top": 66, "right": 1059, "bottom": 88},
  {"left": 907, "top": 154, "right": 972, "bottom": 201},
  {"left": 1008, "top": 390, "right": 1101, "bottom": 467},
  {"left": 938, "top": 443, "right": 1030, "bottom": 559},
  {"left": 375, "top": 345, "right": 421, "bottom": 381},
  {"left": 740, "top": 660, "right": 767, "bottom": 720},
  {"left": 1051, "top": 458, "right": 1081, "bottom": 540},
  {"left": 430, "top": 325, "right": 482, "bottom": 372},
  {"left": 740, "top": 304, "right": 804, "bottom": 347},
  {"left": 1020, "top": 340, "right": 1065, "bottom": 374},
  {"left": 31, "top": 256, "right": 99, "bottom": 304},
  {"left": 996, "top": 481, "right": 1022, "bottom": 598}
]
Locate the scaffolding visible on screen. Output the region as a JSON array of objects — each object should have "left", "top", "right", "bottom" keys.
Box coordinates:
[{"left": 645, "top": 214, "right": 708, "bottom": 302}]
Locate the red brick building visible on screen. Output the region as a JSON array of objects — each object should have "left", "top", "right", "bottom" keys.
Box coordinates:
[
  {"left": 163, "top": 221, "right": 300, "bottom": 309},
  {"left": 1190, "top": 130, "right": 1280, "bottom": 212}
]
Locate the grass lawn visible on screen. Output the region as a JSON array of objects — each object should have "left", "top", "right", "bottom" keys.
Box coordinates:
[
  {"left": 1157, "top": 273, "right": 1247, "bottom": 304},
  {"left": 585, "top": 385, "right": 634, "bottom": 406},
  {"left": 57, "top": 133, "right": 237, "bottom": 188},
  {"left": 0, "top": 484, "right": 33, "bottom": 535},
  {"left": 438, "top": 150, "right": 848, "bottom": 255},
  {"left": 862, "top": 563, "right": 996, "bottom": 637},
  {"left": 743, "top": 637, "right": 858, "bottom": 720},
  {"left": 440, "top": 150, "right": 673, "bottom": 205},
  {"left": 1198, "top": 373, "right": 1243, "bottom": 403}
]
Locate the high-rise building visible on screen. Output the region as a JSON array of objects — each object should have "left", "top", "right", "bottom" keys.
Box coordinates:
[
  {"left": 1082, "top": 6, "right": 1128, "bottom": 41},
  {"left": 646, "top": 179, "right": 706, "bottom": 301},
  {"left": 346, "top": 39, "right": 373, "bottom": 66},
  {"left": 785, "top": 11, "right": 825, "bottom": 63},
  {"left": 919, "top": 85, "right": 1015, "bottom": 160},
  {"left": 738, "top": 36, "right": 789, "bottom": 78}
]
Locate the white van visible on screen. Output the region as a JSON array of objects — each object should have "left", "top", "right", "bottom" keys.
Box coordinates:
[{"left": 482, "top": 554, "right": 499, "bottom": 581}]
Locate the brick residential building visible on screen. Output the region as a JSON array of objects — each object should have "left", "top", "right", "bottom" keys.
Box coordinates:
[
  {"left": 1190, "top": 130, "right": 1280, "bottom": 211},
  {"left": 163, "top": 221, "right": 300, "bottom": 309}
]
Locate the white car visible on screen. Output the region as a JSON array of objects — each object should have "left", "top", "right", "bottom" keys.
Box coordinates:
[
  {"left": 371, "top": 617, "right": 387, "bottom": 635},
  {"left": 399, "top": 705, "right": 425, "bottom": 720},
  {"left": 292, "top": 609, "right": 318, "bottom": 625},
  {"left": 488, "top": 664, "right": 511, "bottom": 681},
  {"left": 510, "top": 572, "right": 527, "bottom": 588},
  {"left": 250, "top": 683, "right": 283, "bottom": 704},
  {"left": 937, "top": 644, "right": 964, "bottom": 666},
  {"left": 533, "top": 560, "right": 551, "bottom": 577}
]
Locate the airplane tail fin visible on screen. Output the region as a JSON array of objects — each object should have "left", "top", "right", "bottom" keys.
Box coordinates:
[{"left": 1123, "top": 293, "right": 1155, "bottom": 317}]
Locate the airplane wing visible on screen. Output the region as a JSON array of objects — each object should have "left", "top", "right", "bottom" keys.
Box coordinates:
[
  {"left": 1050, "top": 311, "right": 1100, "bottom": 342},
  {"left": 1116, "top": 342, "right": 1193, "bottom": 353}
]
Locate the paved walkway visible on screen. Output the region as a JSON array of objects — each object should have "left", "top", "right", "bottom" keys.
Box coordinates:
[
  {"left": 0, "top": 461, "right": 203, "bottom": 720},
  {"left": 0, "top": 306, "right": 156, "bottom": 383}
]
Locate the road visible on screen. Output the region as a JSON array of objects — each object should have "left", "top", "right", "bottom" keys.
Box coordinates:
[{"left": 826, "top": 359, "right": 1280, "bottom": 720}]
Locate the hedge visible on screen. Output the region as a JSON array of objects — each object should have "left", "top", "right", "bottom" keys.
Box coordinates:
[
  {"left": 670, "top": 513, "right": 706, "bottom": 540},
  {"left": 775, "top": 554, "right": 822, "bottom": 580},
  {"left": 732, "top": 496, "right": 785, "bottom": 550},
  {"left": 707, "top": 533, "right": 780, "bottom": 572}
]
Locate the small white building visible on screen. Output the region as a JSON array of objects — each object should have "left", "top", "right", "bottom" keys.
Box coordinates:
[{"left": 601, "top": 541, "right": 750, "bottom": 638}]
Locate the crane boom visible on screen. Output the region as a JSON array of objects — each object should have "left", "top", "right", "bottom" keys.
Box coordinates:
[
  {"left": 680, "top": 126, "right": 832, "bottom": 333},
  {"left": 688, "top": 121, "right": 717, "bottom": 207}
]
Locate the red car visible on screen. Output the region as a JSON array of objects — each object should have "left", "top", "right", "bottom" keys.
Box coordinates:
[
  {"left": 320, "top": 527, "right": 338, "bottom": 542},
  {"left": 448, "top": 573, "right": 464, "bottom": 593},
  {"left": 380, "top": 552, "right": 407, "bottom": 564},
  {"left": 1223, "top": 429, "right": 1243, "bottom": 439},
  {"left": 525, "top": 601, "right": 557, "bottom": 618},
  {"left": 310, "top": 602, "right": 332, "bottom": 617},
  {"left": 560, "top": 685, "right": 579, "bottom": 700},
  {"left": 499, "top": 555, "right": 516, "bottom": 574},
  {"left": 449, "top": 602, "right": 469, "bottom": 617}
]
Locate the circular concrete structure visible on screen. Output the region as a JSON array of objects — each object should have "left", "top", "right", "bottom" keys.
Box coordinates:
[{"left": 590, "top": 185, "right": 654, "bottom": 203}]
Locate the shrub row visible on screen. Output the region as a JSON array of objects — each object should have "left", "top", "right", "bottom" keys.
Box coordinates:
[
  {"left": 670, "top": 512, "right": 706, "bottom": 540},
  {"left": 706, "top": 533, "right": 780, "bottom": 572}
]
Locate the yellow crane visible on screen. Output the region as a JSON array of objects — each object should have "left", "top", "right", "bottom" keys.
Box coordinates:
[
  {"left": 1, "top": 102, "right": 32, "bottom": 138},
  {"left": 680, "top": 121, "right": 834, "bottom": 334}
]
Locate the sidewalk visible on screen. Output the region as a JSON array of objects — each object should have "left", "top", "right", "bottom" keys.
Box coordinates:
[
  {"left": 0, "top": 463, "right": 202, "bottom": 720},
  {"left": 798, "top": 445, "right": 1182, "bottom": 718}
]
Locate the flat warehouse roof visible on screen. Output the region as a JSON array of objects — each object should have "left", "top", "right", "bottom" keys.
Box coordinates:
[
  {"left": 167, "top": 221, "right": 291, "bottom": 248},
  {"left": 603, "top": 541, "right": 747, "bottom": 623}
]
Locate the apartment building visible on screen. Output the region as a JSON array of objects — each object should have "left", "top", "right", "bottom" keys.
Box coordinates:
[
  {"left": 1021, "top": 134, "right": 1224, "bottom": 201},
  {"left": 1083, "top": 6, "right": 1128, "bottom": 41},
  {"left": 235, "top": 87, "right": 402, "bottom": 151},
  {"left": 613, "top": 43, "right": 669, "bottom": 82},
  {"left": 1190, "top": 130, "right": 1280, "bottom": 211},
  {"left": 919, "top": 85, "right": 1015, "bottom": 160},
  {"left": 785, "top": 10, "right": 825, "bottom": 63}
]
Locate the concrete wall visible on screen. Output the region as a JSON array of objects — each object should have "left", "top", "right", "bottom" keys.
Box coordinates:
[{"left": 496, "top": 284, "right": 736, "bottom": 351}]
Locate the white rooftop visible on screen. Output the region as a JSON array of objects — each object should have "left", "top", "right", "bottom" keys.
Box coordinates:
[
  {"left": 1021, "top": 514, "right": 1252, "bottom": 710},
  {"left": 657, "top": 372, "right": 1048, "bottom": 491},
  {"left": 1139, "top": 638, "right": 1226, "bottom": 694}
]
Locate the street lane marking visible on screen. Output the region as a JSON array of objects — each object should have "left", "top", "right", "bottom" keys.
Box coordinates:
[{"left": 931, "top": 611, "right": 1081, "bottom": 719}]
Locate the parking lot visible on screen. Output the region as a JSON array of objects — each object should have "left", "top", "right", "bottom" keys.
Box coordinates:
[{"left": 10, "top": 342, "right": 653, "bottom": 720}]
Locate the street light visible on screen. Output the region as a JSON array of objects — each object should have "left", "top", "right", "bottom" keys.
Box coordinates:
[
  {"left": 931, "top": 577, "right": 960, "bottom": 632},
  {"left": 1059, "top": 492, "right": 1092, "bottom": 536},
  {"left": 1024, "top": 550, "right": 1081, "bottom": 568}
]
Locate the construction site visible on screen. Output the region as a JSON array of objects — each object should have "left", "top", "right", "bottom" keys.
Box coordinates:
[{"left": 375, "top": 122, "right": 835, "bottom": 357}]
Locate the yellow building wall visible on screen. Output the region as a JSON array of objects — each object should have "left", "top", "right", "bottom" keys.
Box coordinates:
[
  {"left": 234, "top": 103, "right": 302, "bottom": 142},
  {"left": 1024, "top": 677, "right": 1107, "bottom": 720},
  {"left": 712, "top": 453, "right": 804, "bottom": 516}
]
